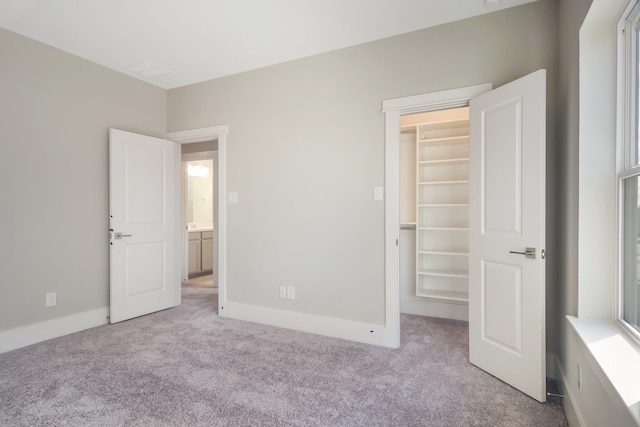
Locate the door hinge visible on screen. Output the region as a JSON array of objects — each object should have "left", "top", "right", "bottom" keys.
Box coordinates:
[
  {"left": 396, "top": 238, "right": 399, "bottom": 246},
  {"left": 541, "top": 249, "right": 546, "bottom": 259}
]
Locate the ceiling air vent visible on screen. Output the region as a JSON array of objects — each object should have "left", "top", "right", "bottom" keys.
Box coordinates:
[{"left": 124, "top": 60, "right": 171, "bottom": 78}]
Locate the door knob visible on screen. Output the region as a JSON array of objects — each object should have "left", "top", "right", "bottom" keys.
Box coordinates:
[
  {"left": 113, "top": 232, "right": 132, "bottom": 239},
  {"left": 509, "top": 247, "right": 536, "bottom": 259}
]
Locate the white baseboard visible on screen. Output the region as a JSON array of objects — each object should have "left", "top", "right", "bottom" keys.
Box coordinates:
[
  {"left": 0, "top": 307, "right": 109, "bottom": 354},
  {"left": 220, "top": 302, "right": 399, "bottom": 348},
  {"left": 400, "top": 296, "right": 469, "bottom": 321},
  {"left": 557, "top": 360, "right": 585, "bottom": 427}
]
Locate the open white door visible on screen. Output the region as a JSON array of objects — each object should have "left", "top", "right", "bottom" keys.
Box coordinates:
[
  {"left": 109, "top": 128, "right": 181, "bottom": 323},
  {"left": 469, "top": 70, "right": 546, "bottom": 402}
]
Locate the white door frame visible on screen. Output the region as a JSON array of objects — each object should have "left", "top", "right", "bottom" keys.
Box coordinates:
[
  {"left": 382, "top": 84, "right": 492, "bottom": 341},
  {"left": 166, "top": 125, "right": 228, "bottom": 310}
]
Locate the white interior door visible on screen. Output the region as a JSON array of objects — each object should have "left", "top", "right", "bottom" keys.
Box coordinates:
[
  {"left": 469, "top": 70, "right": 546, "bottom": 402},
  {"left": 109, "top": 128, "right": 181, "bottom": 323}
]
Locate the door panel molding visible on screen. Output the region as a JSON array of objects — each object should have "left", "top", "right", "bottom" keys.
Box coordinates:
[{"left": 482, "top": 260, "right": 523, "bottom": 354}]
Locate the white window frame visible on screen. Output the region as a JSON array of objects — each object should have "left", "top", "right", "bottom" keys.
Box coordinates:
[{"left": 617, "top": 0, "right": 640, "bottom": 342}]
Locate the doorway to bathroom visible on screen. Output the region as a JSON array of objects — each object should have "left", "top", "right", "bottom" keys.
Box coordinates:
[{"left": 182, "top": 142, "right": 218, "bottom": 289}]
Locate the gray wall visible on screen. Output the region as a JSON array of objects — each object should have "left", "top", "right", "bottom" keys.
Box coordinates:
[
  {"left": 0, "top": 28, "right": 167, "bottom": 331},
  {"left": 0, "top": 0, "right": 562, "bottom": 348},
  {"left": 168, "top": 0, "right": 559, "bottom": 326}
]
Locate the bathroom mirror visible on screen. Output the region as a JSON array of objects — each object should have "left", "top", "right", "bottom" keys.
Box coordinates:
[{"left": 186, "top": 159, "right": 214, "bottom": 229}]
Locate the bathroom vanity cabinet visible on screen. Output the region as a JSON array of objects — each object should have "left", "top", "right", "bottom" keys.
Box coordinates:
[{"left": 188, "top": 230, "right": 213, "bottom": 275}]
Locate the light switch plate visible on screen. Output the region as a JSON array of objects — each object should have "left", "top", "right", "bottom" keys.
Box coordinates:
[
  {"left": 228, "top": 192, "right": 238, "bottom": 203},
  {"left": 373, "top": 186, "right": 384, "bottom": 201},
  {"left": 46, "top": 292, "right": 57, "bottom": 307}
]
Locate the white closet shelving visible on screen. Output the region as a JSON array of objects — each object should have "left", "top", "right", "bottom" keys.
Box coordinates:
[{"left": 415, "top": 118, "right": 470, "bottom": 302}]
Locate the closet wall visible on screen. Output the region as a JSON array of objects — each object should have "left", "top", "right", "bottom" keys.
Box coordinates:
[{"left": 399, "top": 107, "right": 470, "bottom": 321}]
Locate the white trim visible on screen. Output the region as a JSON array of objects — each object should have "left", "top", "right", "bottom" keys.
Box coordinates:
[
  {"left": 385, "top": 109, "right": 401, "bottom": 348},
  {"left": 167, "top": 125, "right": 228, "bottom": 313},
  {"left": 382, "top": 84, "right": 492, "bottom": 113},
  {"left": 181, "top": 160, "right": 187, "bottom": 283},
  {"left": 168, "top": 125, "right": 228, "bottom": 144},
  {"left": 0, "top": 307, "right": 109, "bottom": 354},
  {"left": 220, "top": 302, "right": 398, "bottom": 348},
  {"left": 382, "top": 84, "right": 492, "bottom": 346}
]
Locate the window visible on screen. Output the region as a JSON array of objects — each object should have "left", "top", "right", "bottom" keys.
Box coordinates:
[{"left": 619, "top": 1, "right": 640, "bottom": 337}]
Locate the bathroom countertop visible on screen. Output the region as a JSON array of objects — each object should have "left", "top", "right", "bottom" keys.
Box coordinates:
[{"left": 188, "top": 227, "right": 213, "bottom": 232}]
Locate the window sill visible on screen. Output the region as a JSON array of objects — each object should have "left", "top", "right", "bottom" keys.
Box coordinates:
[{"left": 567, "top": 315, "right": 640, "bottom": 424}]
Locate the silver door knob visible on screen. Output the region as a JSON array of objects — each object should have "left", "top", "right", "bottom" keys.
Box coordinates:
[
  {"left": 509, "top": 247, "right": 536, "bottom": 259},
  {"left": 113, "top": 232, "right": 132, "bottom": 239}
]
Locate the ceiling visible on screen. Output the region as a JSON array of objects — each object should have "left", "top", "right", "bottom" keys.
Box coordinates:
[{"left": 0, "top": 0, "right": 538, "bottom": 89}]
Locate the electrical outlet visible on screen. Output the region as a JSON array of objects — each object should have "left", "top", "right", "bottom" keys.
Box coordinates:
[
  {"left": 279, "top": 286, "right": 287, "bottom": 298},
  {"left": 577, "top": 362, "right": 583, "bottom": 391},
  {"left": 46, "top": 292, "right": 57, "bottom": 307},
  {"left": 287, "top": 286, "right": 295, "bottom": 300}
]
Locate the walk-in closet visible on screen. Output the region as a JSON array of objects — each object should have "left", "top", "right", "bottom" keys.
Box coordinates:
[{"left": 399, "top": 106, "right": 470, "bottom": 321}]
